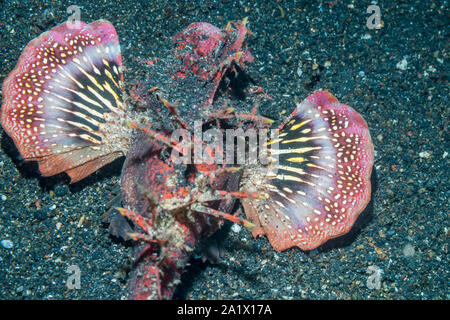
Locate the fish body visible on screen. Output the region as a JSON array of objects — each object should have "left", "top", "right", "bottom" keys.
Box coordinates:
[{"left": 117, "top": 20, "right": 255, "bottom": 299}]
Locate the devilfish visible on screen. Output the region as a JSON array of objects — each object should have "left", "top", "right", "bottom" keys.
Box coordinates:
[{"left": 0, "top": 18, "right": 374, "bottom": 299}]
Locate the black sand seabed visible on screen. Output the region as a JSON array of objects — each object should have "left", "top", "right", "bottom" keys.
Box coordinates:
[{"left": 0, "top": 0, "right": 448, "bottom": 300}]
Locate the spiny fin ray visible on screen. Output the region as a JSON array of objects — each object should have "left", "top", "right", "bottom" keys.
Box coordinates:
[
  {"left": 243, "top": 91, "right": 374, "bottom": 251},
  {"left": 1, "top": 20, "right": 131, "bottom": 182}
]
